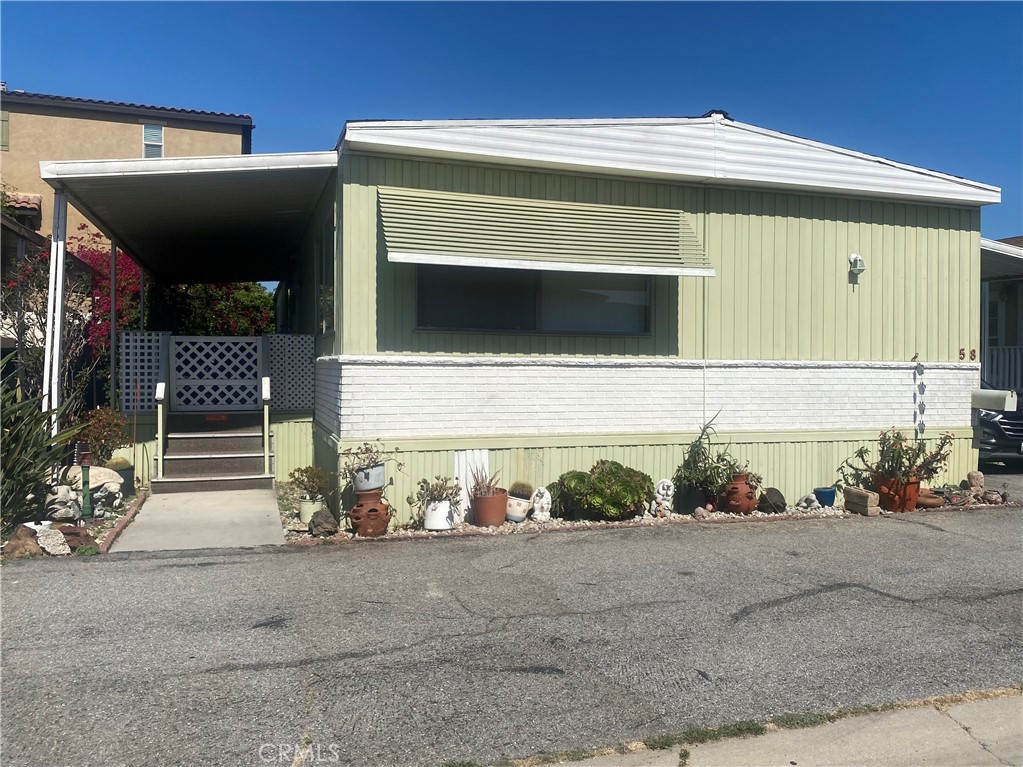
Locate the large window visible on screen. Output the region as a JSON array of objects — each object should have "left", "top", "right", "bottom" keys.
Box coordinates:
[{"left": 416, "top": 266, "right": 651, "bottom": 335}]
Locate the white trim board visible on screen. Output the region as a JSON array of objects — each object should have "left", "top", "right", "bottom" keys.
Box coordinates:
[{"left": 387, "top": 251, "right": 715, "bottom": 277}]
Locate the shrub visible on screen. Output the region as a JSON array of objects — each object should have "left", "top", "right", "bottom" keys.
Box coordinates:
[
  {"left": 105, "top": 456, "right": 132, "bottom": 470},
  {"left": 1, "top": 355, "right": 86, "bottom": 535},
  {"left": 289, "top": 466, "right": 330, "bottom": 500},
  {"left": 550, "top": 460, "right": 654, "bottom": 520},
  {"left": 78, "top": 407, "right": 131, "bottom": 464},
  {"left": 508, "top": 481, "right": 534, "bottom": 499}
]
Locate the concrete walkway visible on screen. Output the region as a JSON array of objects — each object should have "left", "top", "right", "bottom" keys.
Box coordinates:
[
  {"left": 578, "top": 695, "right": 1022, "bottom": 767},
  {"left": 109, "top": 489, "right": 285, "bottom": 552}
]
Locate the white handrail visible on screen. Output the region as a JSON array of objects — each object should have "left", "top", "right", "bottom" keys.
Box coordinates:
[
  {"left": 261, "top": 376, "right": 271, "bottom": 476},
  {"left": 154, "top": 382, "right": 166, "bottom": 479}
]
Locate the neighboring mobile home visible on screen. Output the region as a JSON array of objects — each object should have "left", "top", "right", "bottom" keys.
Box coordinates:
[{"left": 40, "top": 111, "right": 1000, "bottom": 516}]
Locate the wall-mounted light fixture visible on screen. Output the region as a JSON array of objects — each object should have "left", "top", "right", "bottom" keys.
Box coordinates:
[{"left": 849, "top": 253, "right": 867, "bottom": 286}]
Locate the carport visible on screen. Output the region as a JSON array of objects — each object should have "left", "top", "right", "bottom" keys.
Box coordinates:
[{"left": 37, "top": 151, "right": 337, "bottom": 422}]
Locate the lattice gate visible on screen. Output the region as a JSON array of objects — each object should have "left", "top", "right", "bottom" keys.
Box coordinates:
[{"left": 170, "top": 337, "right": 262, "bottom": 411}]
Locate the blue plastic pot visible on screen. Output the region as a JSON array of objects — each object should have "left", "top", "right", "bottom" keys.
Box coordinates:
[{"left": 813, "top": 487, "right": 837, "bottom": 507}]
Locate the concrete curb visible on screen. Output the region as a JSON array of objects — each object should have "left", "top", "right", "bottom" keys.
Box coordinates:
[{"left": 99, "top": 490, "right": 148, "bottom": 554}]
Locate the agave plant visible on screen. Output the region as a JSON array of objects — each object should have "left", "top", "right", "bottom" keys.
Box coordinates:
[{"left": 1, "top": 354, "right": 86, "bottom": 535}]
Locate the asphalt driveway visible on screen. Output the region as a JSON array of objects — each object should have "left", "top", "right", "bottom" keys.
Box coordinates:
[{"left": 2, "top": 508, "right": 1021, "bottom": 767}]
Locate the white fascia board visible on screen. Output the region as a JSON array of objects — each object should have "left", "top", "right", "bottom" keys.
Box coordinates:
[
  {"left": 40, "top": 151, "right": 337, "bottom": 183},
  {"left": 981, "top": 238, "right": 1023, "bottom": 260},
  {"left": 388, "top": 250, "right": 715, "bottom": 278}
]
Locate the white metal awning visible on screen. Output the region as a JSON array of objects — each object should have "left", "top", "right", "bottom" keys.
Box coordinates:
[
  {"left": 40, "top": 152, "right": 337, "bottom": 283},
  {"left": 378, "top": 186, "right": 715, "bottom": 277}
]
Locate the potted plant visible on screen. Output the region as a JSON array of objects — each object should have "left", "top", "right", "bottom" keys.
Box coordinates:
[
  {"left": 468, "top": 465, "right": 507, "bottom": 527},
  {"left": 340, "top": 441, "right": 404, "bottom": 492},
  {"left": 549, "top": 461, "right": 654, "bottom": 520},
  {"left": 506, "top": 481, "right": 534, "bottom": 523},
  {"left": 719, "top": 467, "right": 763, "bottom": 515},
  {"left": 407, "top": 475, "right": 463, "bottom": 531},
  {"left": 673, "top": 418, "right": 738, "bottom": 513},
  {"left": 838, "top": 429, "right": 955, "bottom": 512},
  {"left": 289, "top": 465, "right": 330, "bottom": 524}
]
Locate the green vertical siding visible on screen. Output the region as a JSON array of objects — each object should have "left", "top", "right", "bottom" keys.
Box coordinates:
[
  {"left": 270, "top": 413, "right": 313, "bottom": 482},
  {"left": 339, "top": 153, "right": 980, "bottom": 363},
  {"left": 338, "top": 430, "right": 976, "bottom": 528}
]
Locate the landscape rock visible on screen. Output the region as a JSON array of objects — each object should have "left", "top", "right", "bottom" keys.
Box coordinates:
[
  {"left": 309, "top": 509, "right": 340, "bottom": 537},
  {"left": 757, "top": 488, "right": 787, "bottom": 514},
  {"left": 981, "top": 490, "right": 1004, "bottom": 505},
  {"left": 55, "top": 467, "right": 123, "bottom": 510},
  {"left": 36, "top": 528, "right": 72, "bottom": 556},
  {"left": 3, "top": 526, "right": 43, "bottom": 559},
  {"left": 844, "top": 486, "right": 881, "bottom": 516},
  {"left": 795, "top": 493, "right": 822, "bottom": 510},
  {"left": 58, "top": 525, "right": 98, "bottom": 551}
]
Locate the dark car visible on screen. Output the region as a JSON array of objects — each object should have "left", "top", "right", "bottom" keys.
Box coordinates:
[{"left": 977, "top": 381, "right": 1023, "bottom": 464}]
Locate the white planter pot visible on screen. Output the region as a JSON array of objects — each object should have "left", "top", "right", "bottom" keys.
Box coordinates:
[
  {"left": 352, "top": 463, "right": 386, "bottom": 492},
  {"left": 424, "top": 500, "right": 454, "bottom": 531},
  {"left": 299, "top": 497, "right": 322, "bottom": 524},
  {"left": 506, "top": 496, "right": 531, "bottom": 523}
]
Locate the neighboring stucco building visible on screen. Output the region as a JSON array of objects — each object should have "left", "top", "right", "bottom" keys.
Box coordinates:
[
  {"left": 0, "top": 84, "right": 253, "bottom": 238},
  {"left": 39, "top": 111, "right": 1002, "bottom": 512}
]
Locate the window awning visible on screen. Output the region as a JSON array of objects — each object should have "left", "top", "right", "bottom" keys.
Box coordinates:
[{"left": 378, "top": 186, "right": 714, "bottom": 277}]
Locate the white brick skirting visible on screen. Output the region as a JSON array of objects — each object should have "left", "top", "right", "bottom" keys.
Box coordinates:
[{"left": 314, "top": 355, "right": 980, "bottom": 439}]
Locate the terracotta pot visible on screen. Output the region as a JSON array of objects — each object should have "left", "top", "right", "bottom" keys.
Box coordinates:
[
  {"left": 472, "top": 489, "right": 508, "bottom": 527},
  {"left": 350, "top": 489, "right": 391, "bottom": 537},
  {"left": 720, "top": 473, "right": 758, "bottom": 515},
  {"left": 874, "top": 476, "right": 921, "bottom": 512}
]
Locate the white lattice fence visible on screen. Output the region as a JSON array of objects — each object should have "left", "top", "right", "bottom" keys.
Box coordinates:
[
  {"left": 170, "top": 337, "right": 262, "bottom": 411},
  {"left": 267, "top": 334, "right": 315, "bottom": 411},
  {"left": 120, "top": 332, "right": 170, "bottom": 413}
]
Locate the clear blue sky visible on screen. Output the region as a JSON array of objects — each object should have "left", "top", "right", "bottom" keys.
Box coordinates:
[{"left": 2, "top": 2, "right": 1021, "bottom": 238}]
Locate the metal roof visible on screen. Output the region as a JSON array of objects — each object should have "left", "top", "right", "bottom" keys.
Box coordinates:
[{"left": 341, "top": 113, "right": 1000, "bottom": 207}]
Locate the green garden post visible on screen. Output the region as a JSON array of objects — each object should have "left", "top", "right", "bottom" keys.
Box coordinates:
[{"left": 80, "top": 452, "right": 93, "bottom": 521}]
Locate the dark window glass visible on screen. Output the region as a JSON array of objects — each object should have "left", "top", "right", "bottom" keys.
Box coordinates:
[{"left": 416, "top": 265, "right": 651, "bottom": 335}]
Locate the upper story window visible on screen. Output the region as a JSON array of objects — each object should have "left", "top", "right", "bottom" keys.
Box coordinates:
[
  {"left": 1, "top": 111, "right": 9, "bottom": 151},
  {"left": 143, "top": 124, "right": 163, "bottom": 158},
  {"left": 416, "top": 266, "right": 651, "bottom": 335}
]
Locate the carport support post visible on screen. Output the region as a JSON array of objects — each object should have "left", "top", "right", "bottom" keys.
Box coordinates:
[
  {"left": 139, "top": 269, "right": 145, "bottom": 330},
  {"left": 42, "top": 190, "right": 68, "bottom": 435},
  {"left": 109, "top": 240, "right": 118, "bottom": 410}
]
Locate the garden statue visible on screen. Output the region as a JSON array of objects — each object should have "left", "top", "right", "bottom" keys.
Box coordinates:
[
  {"left": 649, "top": 479, "right": 675, "bottom": 517},
  {"left": 45, "top": 485, "right": 82, "bottom": 522},
  {"left": 531, "top": 487, "right": 552, "bottom": 522},
  {"left": 795, "top": 493, "right": 822, "bottom": 510}
]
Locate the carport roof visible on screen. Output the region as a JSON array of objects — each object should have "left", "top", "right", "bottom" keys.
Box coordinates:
[
  {"left": 982, "top": 237, "right": 1023, "bottom": 281},
  {"left": 40, "top": 152, "right": 337, "bottom": 283}
]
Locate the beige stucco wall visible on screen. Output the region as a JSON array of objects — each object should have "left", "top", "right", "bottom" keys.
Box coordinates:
[{"left": 2, "top": 109, "right": 245, "bottom": 238}]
